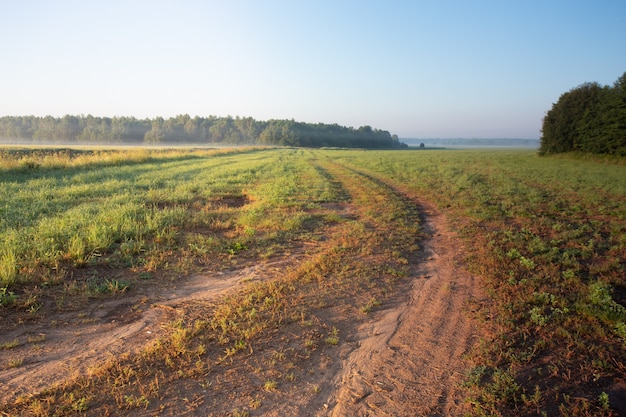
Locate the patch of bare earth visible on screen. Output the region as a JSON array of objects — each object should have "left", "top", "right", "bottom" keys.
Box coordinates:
[
  {"left": 317, "top": 201, "right": 487, "bottom": 417},
  {"left": 0, "top": 260, "right": 295, "bottom": 404},
  {"left": 0, "top": 198, "right": 487, "bottom": 416}
]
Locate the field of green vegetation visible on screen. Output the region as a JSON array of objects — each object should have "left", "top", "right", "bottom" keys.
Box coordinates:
[
  {"left": 0, "top": 146, "right": 624, "bottom": 416},
  {"left": 332, "top": 149, "right": 626, "bottom": 415}
]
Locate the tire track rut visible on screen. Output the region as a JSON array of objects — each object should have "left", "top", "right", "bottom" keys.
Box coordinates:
[
  {"left": 0, "top": 157, "right": 487, "bottom": 416},
  {"left": 318, "top": 163, "right": 487, "bottom": 417}
]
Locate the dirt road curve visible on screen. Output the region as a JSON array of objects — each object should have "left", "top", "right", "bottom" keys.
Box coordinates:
[
  {"left": 0, "top": 262, "right": 292, "bottom": 404},
  {"left": 321, "top": 202, "right": 485, "bottom": 416},
  {"left": 0, "top": 187, "right": 486, "bottom": 416}
]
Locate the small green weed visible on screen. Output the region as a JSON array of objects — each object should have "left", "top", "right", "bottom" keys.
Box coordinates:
[
  {"left": 1, "top": 339, "right": 20, "bottom": 349},
  {"left": 228, "top": 242, "right": 248, "bottom": 255},
  {"left": 360, "top": 298, "right": 382, "bottom": 314},
  {"left": 123, "top": 394, "right": 149, "bottom": 409},
  {"left": 68, "top": 394, "right": 90, "bottom": 412},
  {"left": 325, "top": 327, "right": 340, "bottom": 345},
  {"left": 91, "top": 279, "right": 131, "bottom": 294},
  {"left": 263, "top": 380, "right": 278, "bottom": 391},
  {"left": 0, "top": 286, "right": 17, "bottom": 306},
  {"left": 598, "top": 391, "right": 610, "bottom": 410},
  {"left": 8, "top": 357, "right": 24, "bottom": 368}
]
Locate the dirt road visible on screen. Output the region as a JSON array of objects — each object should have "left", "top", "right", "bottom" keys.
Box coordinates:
[
  {"left": 320, "top": 202, "right": 485, "bottom": 416},
  {"left": 0, "top": 166, "right": 487, "bottom": 416}
]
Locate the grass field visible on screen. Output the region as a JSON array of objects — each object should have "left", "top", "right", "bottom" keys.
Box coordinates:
[
  {"left": 0, "top": 146, "right": 624, "bottom": 416},
  {"left": 330, "top": 149, "right": 626, "bottom": 415}
]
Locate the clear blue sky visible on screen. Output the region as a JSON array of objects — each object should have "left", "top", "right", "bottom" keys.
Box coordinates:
[{"left": 1, "top": 0, "right": 625, "bottom": 138}]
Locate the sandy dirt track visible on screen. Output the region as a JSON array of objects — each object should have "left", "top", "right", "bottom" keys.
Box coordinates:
[
  {"left": 0, "top": 192, "right": 487, "bottom": 416},
  {"left": 319, "top": 201, "right": 486, "bottom": 416},
  {"left": 0, "top": 261, "right": 295, "bottom": 404}
]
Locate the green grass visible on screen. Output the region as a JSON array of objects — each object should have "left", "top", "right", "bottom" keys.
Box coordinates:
[
  {"left": 0, "top": 146, "right": 624, "bottom": 416},
  {"left": 0, "top": 148, "right": 319, "bottom": 290},
  {"left": 326, "top": 148, "right": 625, "bottom": 416}
]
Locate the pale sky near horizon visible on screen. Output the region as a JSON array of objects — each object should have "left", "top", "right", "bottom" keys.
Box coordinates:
[{"left": 1, "top": 1, "right": 625, "bottom": 139}]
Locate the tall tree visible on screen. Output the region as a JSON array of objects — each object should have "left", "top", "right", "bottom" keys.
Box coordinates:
[
  {"left": 540, "top": 72, "right": 626, "bottom": 156},
  {"left": 144, "top": 117, "right": 165, "bottom": 144}
]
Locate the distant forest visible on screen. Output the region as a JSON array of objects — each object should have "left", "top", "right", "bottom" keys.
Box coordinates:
[
  {"left": 540, "top": 71, "right": 626, "bottom": 156},
  {"left": 0, "top": 114, "right": 406, "bottom": 149}
]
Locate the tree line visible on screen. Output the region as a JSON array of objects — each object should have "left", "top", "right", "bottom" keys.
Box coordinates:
[
  {"left": 540, "top": 71, "right": 626, "bottom": 156},
  {"left": 0, "top": 114, "right": 406, "bottom": 149}
]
